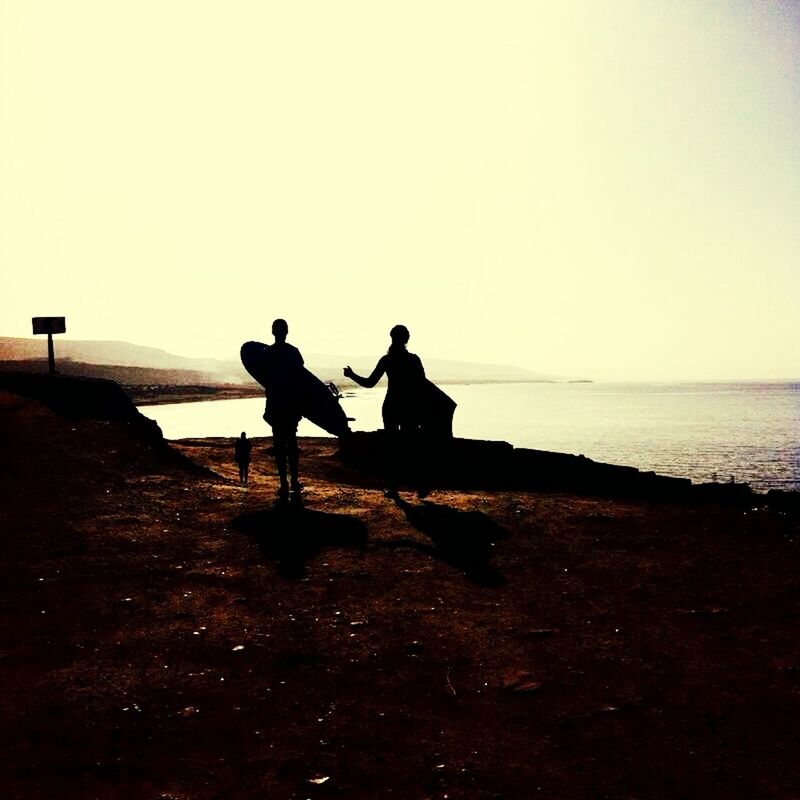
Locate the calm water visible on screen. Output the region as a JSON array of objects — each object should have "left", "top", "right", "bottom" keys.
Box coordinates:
[{"left": 142, "top": 382, "right": 800, "bottom": 491}]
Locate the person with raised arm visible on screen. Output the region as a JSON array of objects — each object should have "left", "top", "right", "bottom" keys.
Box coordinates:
[{"left": 344, "top": 325, "right": 455, "bottom": 498}]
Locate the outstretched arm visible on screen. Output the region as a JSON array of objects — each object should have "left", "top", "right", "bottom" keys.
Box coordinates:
[{"left": 344, "top": 357, "right": 386, "bottom": 388}]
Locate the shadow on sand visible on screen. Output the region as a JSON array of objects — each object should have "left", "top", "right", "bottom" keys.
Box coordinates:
[
  {"left": 384, "top": 497, "right": 508, "bottom": 586},
  {"left": 232, "top": 503, "right": 368, "bottom": 579}
]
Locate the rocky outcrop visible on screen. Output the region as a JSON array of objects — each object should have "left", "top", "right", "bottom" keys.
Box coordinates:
[
  {"left": 0, "top": 371, "right": 161, "bottom": 436},
  {"left": 338, "top": 430, "right": 798, "bottom": 510},
  {"left": 0, "top": 374, "right": 214, "bottom": 479}
]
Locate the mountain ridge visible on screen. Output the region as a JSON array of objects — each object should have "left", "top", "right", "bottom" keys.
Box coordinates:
[{"left": 0, "top": 337, "right": 560, "bottom": 385}]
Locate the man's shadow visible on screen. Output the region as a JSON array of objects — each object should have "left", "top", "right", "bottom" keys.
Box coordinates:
[
  {"left": 385, "top": 497, "right": 508, "bottom": 586},
  {"left": 232, "top": 502, "right": 367, "bottom": 579}
]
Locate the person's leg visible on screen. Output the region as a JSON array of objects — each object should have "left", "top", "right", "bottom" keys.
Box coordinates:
[
  {"left": 288, "top": 431, "right": 300, "bottom": 492},
  {"left": 413, "top": 427, "right": 432, "bottom": 499},
  {"left": 244, "top": 463, "right": 249, "bottom": 485},
  {"left": 383, "top": 422, "right": 401, "bottom": 498},
  {"left": 238, "top": 463, "right": 245, "bottom": 483},
  {"left": 272, "top": 428, "right": 289, "bottom": 496}
]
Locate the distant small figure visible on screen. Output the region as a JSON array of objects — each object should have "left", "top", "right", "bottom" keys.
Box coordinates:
[
  {"left": 234, "top": 432, "right": 252, "bottom": 485},
  {"left": 264, "top": 319, "right": 304, "bottom": 501},
  {"left": 343, "top": 324, "right": 455, "bottom": 498}
]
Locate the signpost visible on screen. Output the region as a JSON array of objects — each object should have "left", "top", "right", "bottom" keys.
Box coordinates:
[{"left": 32, "top": 317, "right": 66, "bottom": 375}]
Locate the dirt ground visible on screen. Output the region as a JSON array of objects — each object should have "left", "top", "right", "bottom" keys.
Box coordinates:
[{"left": 2, "top": 391, "right": 799, "bottom": 799}]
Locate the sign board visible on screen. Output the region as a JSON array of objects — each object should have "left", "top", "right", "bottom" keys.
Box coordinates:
[{"left": 32, "top": 317, "right": 66, "bottom": 335}]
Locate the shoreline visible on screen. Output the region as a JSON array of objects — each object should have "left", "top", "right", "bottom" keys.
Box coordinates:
[
  {"left": 167, "top": 434, "right": 800, "bottom": 508},
  {"left": 126, "top": 379, "right": 563, "bottom": 407},
  {"left": 128, "top": 384, "right": 264, "bottom": 406}
]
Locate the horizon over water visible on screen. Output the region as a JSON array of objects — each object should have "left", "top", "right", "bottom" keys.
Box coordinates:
[{"left": 142, "top": 381, "right": 799, "bottom": 492}]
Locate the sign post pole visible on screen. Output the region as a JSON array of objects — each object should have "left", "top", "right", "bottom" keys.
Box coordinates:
[
  {"left": 47, "top": 333, "right": 55, "bottom": 375},
  {"left": 32, "top": 317, "right": 66, "bottom": 375}
]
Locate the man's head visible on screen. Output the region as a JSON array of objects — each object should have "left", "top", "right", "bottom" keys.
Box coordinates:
[
  {"left": 272, "top": 318, "right": 289, "bottom": 342},
  {"left": 240, "top": 431, "right": 247, "bottom": 439}
]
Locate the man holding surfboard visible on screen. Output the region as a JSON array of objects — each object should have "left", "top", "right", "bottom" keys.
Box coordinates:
[
  {"left": 240, "top": 319, "right": 351, "bottom": 503},
  {"left": 261, "top": 318, "right": 304, "bottom": 501}
]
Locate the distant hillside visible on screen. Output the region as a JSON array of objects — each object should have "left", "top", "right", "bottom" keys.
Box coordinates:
[
  {"left": 0, "top": 337, "right": 559, "bottom": 386},
  {"left": 0, "top": 338, "right": 242, "bottom": 381},
  {"left": 305, "top": 353, "right": 556, "bottom": 384},
  {"left": 0, "top": 359, "right": 229, "bottom": 387}
]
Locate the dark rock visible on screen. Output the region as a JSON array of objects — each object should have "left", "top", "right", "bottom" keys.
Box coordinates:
[
  {"left": 766, "top": 489, "right": 800, "bottom": 514},
  {"left": 339, "top": 430, "right": 799, "bottom": 511},
  {"left": 339, "top": 431, "right": 694, "bottom": 502},
  {"left": 691, "top": 481, "right": 755, "bottom": 506},
  {"left": 0, "top": 372, "right": 160, "bottom": 436}
]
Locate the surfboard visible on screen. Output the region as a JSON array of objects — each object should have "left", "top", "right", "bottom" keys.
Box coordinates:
[
  {"left": 240, "top": 341, "right": 351, "bottom": 437},
  {"left": 418, "top": 379, "right": 457, "bottom": 437}
]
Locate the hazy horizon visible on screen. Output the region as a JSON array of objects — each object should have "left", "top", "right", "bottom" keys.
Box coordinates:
[
  {"left": 3, "top": 333, "right": 799, "bottom": 384},
  {"left": 2, "top": 1, "right": 799, "bottom": 381}
]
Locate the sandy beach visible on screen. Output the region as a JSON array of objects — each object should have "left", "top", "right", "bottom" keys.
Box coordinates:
[
  {"left": 127, "top": 384, "right": 264, "bottom": 407},
  {"left": 2, "top": 383, "right": 800, "bottom": 799}
]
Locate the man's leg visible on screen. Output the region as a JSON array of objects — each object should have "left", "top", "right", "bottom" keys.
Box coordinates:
[
  {"left": 288, "top": 429, "right": 300, "bottom": 492},
  {"left": 272, "top": 428, "right": 289, "bottom": 496}
]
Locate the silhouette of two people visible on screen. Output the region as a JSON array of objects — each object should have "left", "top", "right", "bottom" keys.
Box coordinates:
[{"left": 251, "top": 320, "right": 455, "bottom": 502}]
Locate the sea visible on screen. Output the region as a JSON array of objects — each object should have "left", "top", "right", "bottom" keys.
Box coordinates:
[{"left": 141, "top": 381, "right": 800, "bottom": 492}]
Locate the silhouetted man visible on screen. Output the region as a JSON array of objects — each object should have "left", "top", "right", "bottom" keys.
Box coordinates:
[
  {"left": 263, "top": 319, "right": 304, "bottom": 500},
  {"left": 234, "top": 431, "right": 252, "bottom": 485}
]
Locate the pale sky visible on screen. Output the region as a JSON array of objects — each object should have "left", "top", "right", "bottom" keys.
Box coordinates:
[{"left": 1, "top": 0, "right": 798, "bottom": 380}]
